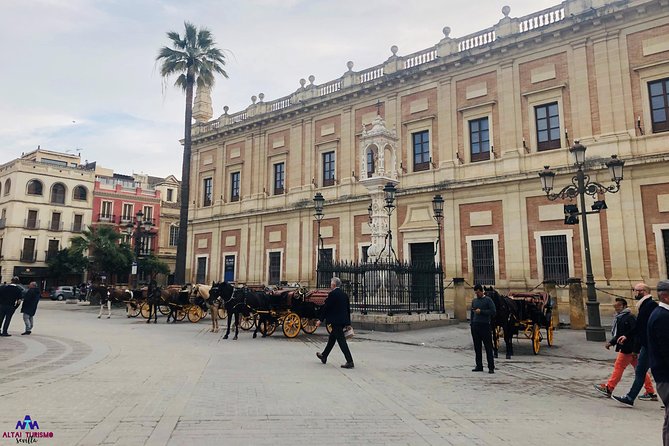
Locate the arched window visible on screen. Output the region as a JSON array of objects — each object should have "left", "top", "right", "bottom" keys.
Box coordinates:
[
  {"left": 4, "top": 179, "right": 10, "bottom": 195},
  {"left": 50, "top": 183, "right": 66, "bottom": 204},
  {"left": 27, "top": 180, "right": 43, "bottom": 195},
  {"left": 367, "top": 149, "right": 375, "bottom": 177},
  {"left": 73, "top": 185, "right": 87, "bottom": 200}
]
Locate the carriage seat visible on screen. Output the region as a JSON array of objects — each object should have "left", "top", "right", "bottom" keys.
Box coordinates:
[{"left": 305, "top": 289, "right": 329, "bottom": 307}]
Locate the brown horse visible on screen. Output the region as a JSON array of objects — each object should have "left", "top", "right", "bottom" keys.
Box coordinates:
[
  {"left": 91, "top": 285, "right": 132, "bottom": 319},
  {"left": 190, "top": 284, "right": 220, "bottom": 332}
]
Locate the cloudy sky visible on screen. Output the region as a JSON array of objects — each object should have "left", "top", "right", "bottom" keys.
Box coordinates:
[{"left": 1, "top": 0, "right": 558, "bottom": 178}]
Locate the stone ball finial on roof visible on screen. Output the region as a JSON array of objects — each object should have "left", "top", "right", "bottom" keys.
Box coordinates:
[
  {"left": 258, "top": 92, "right": 265, "bottom": 102},
  {"left": 223, "top": 106, "right": 229, "bottom": 114},
  {"left": 346, "top": 61, "right": 354, "bottom": 72},
  {"left": 390, "top": 45, "right": 398, "bottom": 56},
  {"left": 502, "top": 5, "right": 511, "bottom": 17},
  {"left": 251, "top": 95, "right": 257, "bottom": 104},
  {"left": 299, "top": 78, "right": 306, "bottom": 88},
  {"left": 443, "top": 27, "right": 451, "bottom": 38},
  {"left": 308, "top": 75, "right": 315, "bottom": 84}
]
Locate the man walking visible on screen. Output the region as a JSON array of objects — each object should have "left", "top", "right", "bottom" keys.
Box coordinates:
[
  {"left": 0, "top": 277, "right": 25, "bottom": 336},
  {"left": 594, "top": 298, "right": 656, "bottom": 398},
  {"left": 648, "top": 280, "right": 669, "bottom": 446},
  {"left": 613, "top": 283, "right": 659, "bottom": 406},
  {"left": 20, "top": 282, "right": 40, "bottom": 335},
  {"left": 471, "top": 284, "right": 496, "bottom": 374},
  {"left": 315, "top": 277, "right": 354, "bottom": 369}
]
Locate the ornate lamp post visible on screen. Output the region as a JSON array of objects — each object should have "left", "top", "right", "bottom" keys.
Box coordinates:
[
  {"left": 313, "top": 193, "right": 325, "bottom": 264},
  {"left": 432, "top": 194, "right": 444, "bottom": 264},
  {"left": 538, "top": 140, "right": 625, "bottom": 342},
  {"left": 379, "top": 182, "right": 398, "bottom": 263},
  {"left": 125, "top": 210, "right": 154, "bottom": 288}
]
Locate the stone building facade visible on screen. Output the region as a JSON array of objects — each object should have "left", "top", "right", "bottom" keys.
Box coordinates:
[{"left": 186, "top": 0, "right": 669, "bottom": 310}]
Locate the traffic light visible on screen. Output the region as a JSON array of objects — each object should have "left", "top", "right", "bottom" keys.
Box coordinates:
[{"left": 564, "top": 204, "right": 579, "bottom": 225}]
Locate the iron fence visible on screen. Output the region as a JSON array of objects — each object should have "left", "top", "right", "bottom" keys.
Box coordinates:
[{"left": 317, "top": 259, "right": 444, "bottom": 315}]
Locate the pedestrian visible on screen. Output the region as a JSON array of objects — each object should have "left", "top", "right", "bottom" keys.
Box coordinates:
[
  {"left": 613, "top": 282, "right": 659, "bottom": 406},
  {"left": 0, "top": 277, "right": 25, "bottom": 336},
  {"left": 470, "top": 283, "right": 496, "bottom": 374},
  {"left": 315, "top": 277, "right": 354, "bottom": 369},
  {"left": 20, "top": 282, "right": 40, "bottom": 335},
  {"left": 648, "top": 280, "right": 669, "bottom": 446},
  {"left": 594, "top": 298, "right": 656, "bottom": 398}
]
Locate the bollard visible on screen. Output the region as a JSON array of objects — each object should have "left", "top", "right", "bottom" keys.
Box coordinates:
[
  {"left": 568, "top": 277, "right": 586, "bottom": 329},
  {"left": 543, "top": 280, "right": 559, "bottom": 328},
  {"left": 453, "top": 277, "right": 467, "bottom": 321}
]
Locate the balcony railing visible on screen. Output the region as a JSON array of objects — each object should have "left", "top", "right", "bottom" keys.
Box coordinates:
[
  {"left": 48, "top": 221, "right": 64, "bottom": 231},
  {"left": 24, "top": 219, "right": 40, "bottom": 230},
  {"left": 20, "top": 250, "right": 37, "bottom": 263},
  {"left": 97, "top": 214, "right": 117, "bottom": 224},
  {"left": 71, "top": 222, "right": 84, "bottom": 233}
]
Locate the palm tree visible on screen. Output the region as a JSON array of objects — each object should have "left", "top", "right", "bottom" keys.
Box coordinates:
[
  {"left": 71, "top": 225, "right": 133, "bottom": 283},
  {"left": 156, "top": 22, "right": 228, "bottom": 284}
]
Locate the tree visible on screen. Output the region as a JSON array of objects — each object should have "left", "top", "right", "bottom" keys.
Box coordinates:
[
  {"left": 156, "top": 22, "right": 228, "bottom": 284},
  {"left": 138, "top": 254, "right": 170, "bottom": 280},
  {"left": 46, "top": 248, "right": 88, "bottom": 284},
  {"left": 71, "top": 226, "right": 133, "bottom": 282}
]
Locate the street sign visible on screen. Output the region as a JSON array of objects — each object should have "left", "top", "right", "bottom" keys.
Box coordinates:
[{"left": 131, "top": 262, "right": 137, "bottom": 275}]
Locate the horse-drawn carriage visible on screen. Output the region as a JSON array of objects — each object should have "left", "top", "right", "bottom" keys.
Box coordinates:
[{"left": 488, "top": 288, "right": 554, "bottom": 356}]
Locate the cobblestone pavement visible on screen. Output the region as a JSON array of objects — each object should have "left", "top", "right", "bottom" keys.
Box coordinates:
[{"left": 0, "top": 301, "right": 662, "bottom": 445}]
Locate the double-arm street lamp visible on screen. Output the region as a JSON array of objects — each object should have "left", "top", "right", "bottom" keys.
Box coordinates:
[
  {"left": 125, "top": 210, "right": 155, "bottom": 288},
  {"left": 538, "top": 140, "right": 625, "bottom": 342},
  {"left": 313, "top": 193, "right": 325, "bottom": 265},
  {"left": 432, "top": 194, "right": 444, "bottom": 264}
]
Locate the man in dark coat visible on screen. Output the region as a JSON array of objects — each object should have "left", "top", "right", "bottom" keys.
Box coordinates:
[
  {"left": 315, "top": 277, "right": 354, "bottom": 369},
  {"left": 613, "top": 282, "right": 659, "bottom": 406},
  {"left": 470, "top": 284, "right": 496, "bottom": 373},
  {"left": 648, "top": 279, "right": 669, "bottom": 446},
  {"left": 0, "top": 277, "right": 25, "bottom": 337},
  {"left": 20, "top": 281, "right": 40, "bottom": 335}
]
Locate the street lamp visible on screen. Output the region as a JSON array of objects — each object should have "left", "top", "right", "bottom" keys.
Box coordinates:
[
  {"left": 537, "top": 140, "right": 625, "bottom": 342},
  {"left": 125, "top": 210, "right": 155, "bottom": 288},
  {"left": 313, "top": 193, "right": 325, "bottom": 264},
  {"left": 432, "top": 194, "right": 444, "bottom": 264},
  {"left": 379, "top": 182, "right": 398, "bottom": 263}
]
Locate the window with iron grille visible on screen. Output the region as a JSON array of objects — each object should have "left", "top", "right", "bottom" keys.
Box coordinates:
[
  {"left": 230, "top": 172, "right": 240, "bottom": 202},
  {"left": 361, "top": 245, "right": 370, "bottom": 263},
  {"left": 169, "top": 226, "right": 179, "bottom": 247},
  {"left": 196, "top": 257, "right": 207, "bottom": 284},
  {"left": 535, "top": 102, "right": 561, "bottom": 151},
  {"left": 412, "top": 130, "right": 430, "bottom": 171},
  {"left": 649, "top": 78, "right": 669, "bottom": 133},
  {"left": 73, "top": 214, "right": 83, "bottom": 232},
  {"left": 202, "top": 178, "right": 212, "bottom": 207},
  {"left": 322, "top": 151, "right": 335, "bottom": 187},
  {"left": 469, "top": 117, "right": 490, "bottom": 162},
  {"left": 471, "top": 239, "right": 495, "bottom": 285},
  {"left": 319, "top": 248, "right": 333, "bottom": 265},
  {"left": 274, "top": 162, "right": 285, "bottom": 195},
  {"left": 663, "top": 229, "right": 669, "bottom": 278},
  {"left": 268, "top": 252, "right": 281, "bottom": 285},
  {"left": 541, "top": 235, "right": 569, "bottom": 285}
]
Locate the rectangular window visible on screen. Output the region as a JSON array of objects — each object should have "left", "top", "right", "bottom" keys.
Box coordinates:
[
  {"left": 318, "top": 248, "right": 333, "bottom": 265},
  {"left": 230, "top": 172, "right": 240, "bottom": 202},
  {"left": 50, "top": 212, "right": 61, "bottom": 231},
  {"left": 22, "top": 238, "right": 36, "bottom": 262},
  {"left": 143, "top": 206, "right": 153, "bottom": 222},
  {"left": 471, "top": 239, "right": 495, "bottom": 286},
  {"left": 469, "top": 117, "right": 490, "bottom": 162},
  {"left": 166, "top": 188, "right": 173, "bottom": 202},
  {"left": 535, "top": 102, "right": 561, "bottom": 151},
  {"left": 274, "top": 162, "right": 285, "bottom": 195},
  {"left": 47, "top": 239, "right": 59, "bottom": 260},
  {"left": 140, "top": 235, "right": 152, "bottom": 256},
  {"left": 412, "top": 130, "right": 430, "bottom": 171},
  {"left": 268, "top": 252, "right": 281, "bottom": 285},
  {"left": 169, "top": 226, "right": 179, "bottom": 247},
  {"left": 122, "top": 203, "right": 134, "bottom": 222},
  {"left": 361, "top": 245, "right": 370, "bottom": 263},
  {"left": 224, "top": 255, "right": 235, "bottom": 282},
  {"left": 101, "top": 201, "right": 112, "bottom": 220},
  {"left": 322, "top": 151, "right": 335, "bottom": 187},
  {"left": 202, "top": 178, "right": 212, "bottom": 207},
  {"left": 649, "top": 78, "right": 669, "bottom": 133},
  {"left": 26, "top": 210, "right": 38, "bottom": 229},
  {"left": 73, "top": 214, "right": 83, "bottom": 232},
  {"left": 541, "top": 235, "right": 569, "bottom": 285},
  {"left": 196, "top": 257, "right": 207, "bottom": 284}
]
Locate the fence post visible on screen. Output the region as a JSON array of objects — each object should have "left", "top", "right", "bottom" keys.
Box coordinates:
[
  {"left": 453, "top": 277, "right": 467, "bottom": 321},
  {"left": 568, "top": 277, "right": 586, "bottom": 329},
  {"left": 543, "top": 280, "right": 559, "bottom": 328}
]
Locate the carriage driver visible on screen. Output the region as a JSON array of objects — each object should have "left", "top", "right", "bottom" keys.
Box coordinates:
[{"left": 471, "top": 284, "right": 496, "bottom": 374}]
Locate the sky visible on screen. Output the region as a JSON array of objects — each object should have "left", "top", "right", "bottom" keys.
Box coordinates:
[{"left": 0, "top": 0, "right": 558, "bottom": 179}]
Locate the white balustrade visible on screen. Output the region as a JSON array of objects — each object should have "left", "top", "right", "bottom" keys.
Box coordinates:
[
  {"left": 319, "top": 81, "right": 342, "bottom": 96},
  {"left": 518, "top": 7, "right": 565, "bottom": 33},
  {"left": 403, "top": 48, "right": 437, "bottom": 69},
  {"left": 270, "top": 97, "right": 291, "bottom": 111},
  {"left": 457, "top": 29, "right": 496, "bottom": 52},
  {"left": 359, "top": 66, "right": 384, "bottom": 84}
]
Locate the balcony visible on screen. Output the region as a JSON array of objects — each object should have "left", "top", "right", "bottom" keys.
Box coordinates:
[
  {"left": 71, "top": 222, "right": 84, "bottom": 233},
  {"left": 20, "top": 250, "right": 37, "bottom": 263},
  {"left": 24, "top": 219, "right": 40, "bottom": 230},
  {"left": 97, "top": 214, "right": 117, "bottom": 224},
  {"left": 48, "top": 221, "right": 64, "bottom": 231},
  {"left": 45, "top": 250, "right": 58, "bottom": 261}
]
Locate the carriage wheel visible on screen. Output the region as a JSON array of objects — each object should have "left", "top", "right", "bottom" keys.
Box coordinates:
[
  {"left": 158, "top": 305, "right": 170, "bottom": 316},
  {"left": 176, "top": 308, "right": 187, "bottom": 321},
  {"left": 259, "top": 319, "right": 277, "bottom": 336},
  {"left": 546, "top": 320, "right": 554, "bottom": 347},
  {"left": 326, "top": 323, "right": 333, "bottom": 334},
  {"left": 140, "top": 302, "right": 151, "bottom": 319},
  {"left": 217, "top": 307, "right": 227, "bottom": 319},
  {"left": 188, "top": 306, "right": 204, "bottom": 323},
  {"left": 532, "top": 323, "right": 541, "bottom": 355},
  {"left": 239, "top": 314, "right": 255, "bottom": 331},
  {"left": 301, "top": 318, "right": 318, "bottom": 334},
  {"left": 282, "top": 313, "right": 302, "bottom": 338},
  {"left": 127, "top": 302, "right": 141, "bottom": 318}
]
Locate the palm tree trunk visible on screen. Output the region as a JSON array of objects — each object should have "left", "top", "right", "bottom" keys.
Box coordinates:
[{"left": 175, "top": 78, "right": 194, "bottom": 284}]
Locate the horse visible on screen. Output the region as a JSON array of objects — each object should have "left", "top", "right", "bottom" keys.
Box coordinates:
[
  {"left": 139, "top": 282, "right": 161, "bottom": 324},
  {"left": 189, "top": 284, "right": 220, "bottom": 332},
  {"left": 161, "top": 285, "right": 188, "bottom": 323},
  {"left": 91, "top": 285, "right": 131, "bottom": 319},
  {"left": 210, "top": 281, "right": 244, "bottom": 340},
  {"left": 485, "top": 286, "right": 518, "bottom": 359}
]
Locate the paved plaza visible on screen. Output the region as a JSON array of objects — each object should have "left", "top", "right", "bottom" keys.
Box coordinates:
[{"left": 0, "top": 301, "right": 662, "bottom": 445}]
